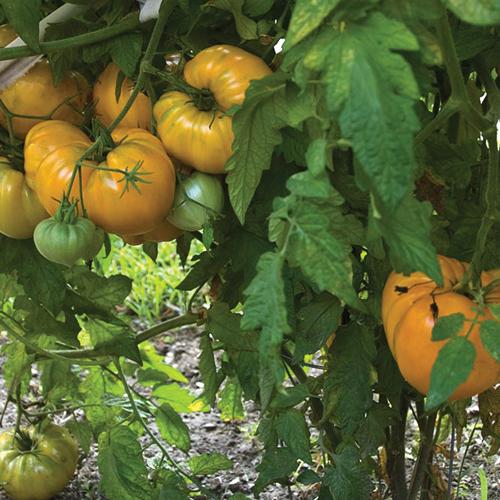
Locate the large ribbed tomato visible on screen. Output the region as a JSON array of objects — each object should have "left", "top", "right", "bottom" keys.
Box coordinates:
[
  {"left": 0, "top": 25, "right": 88, "bottom": 139},
  {"left": 382, "top": 255, "right": 500, "bottom": 400},
  {"left": 153, "top": 45, "right": 271, "bottom": 174},
  {"left": 24, "top": 120, "right": 92, "bottom": 209},
  {"left": 24, "top": 120, "right": 176, "bottom": 235},
  {"left": 0, "top": 157, "right": 48, "bottom": 239},
  {"left": 93, "top": 63, "right": 152, "bottom": 129},
  {"left": 0, "top": 424, "right": 78, "bottom": 500},
  {"left": 122, "top": 219, "right": 183, "bottom": 246}
]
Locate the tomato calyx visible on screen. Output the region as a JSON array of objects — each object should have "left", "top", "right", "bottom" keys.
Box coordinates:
[
  {"left": 14, "top": 430, "right": 35, "bottom": 453},
  {"left": 53, "top": 198, "right": 80, "bottom": 225},
  {"left": 193, "top": 88, "right": 217, "bottom": 112}
]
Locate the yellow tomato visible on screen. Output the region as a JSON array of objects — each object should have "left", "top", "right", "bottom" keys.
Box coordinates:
[
  {"left": 122, "top": 219, "right": 183, "bottom": 245},
  {"left": 154, "top": 45, "right": 271, "bottom": 174},
  {"left": 0, "top": 26, "right": 88, "bottom": 139},
  {"left": 93, "top": 63, "right": 152, "bottom": 129},
  {"left": 0, "top": 156, "right": 48, "bottom": 239}
]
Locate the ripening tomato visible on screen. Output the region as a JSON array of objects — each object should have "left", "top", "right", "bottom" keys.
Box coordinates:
[
  {"left": 382, "top": 255, "right": 500, "bottom": 400},
  {"left": 0, "top": 25, "right": 88, "bottom": 139},
  {"left": 0, "top": 424, "right": 78, "bottom": 500},
  {"left": 154, "top": 45, "right": 271, "bottom": 174},
  {"left": 93, "top": 63, "right": 152, "bottom": 129},
  {"left": 34, "top": 212, "right": 104, "bottom": 266},
  {"left": 24, "top": 120, "right": 176, "bottom": 235},
  {"left": 0, "top": 157, "right": 48, "bottom": 238},
  {"left": 122, "top": 219, "right": 183, "bottom": 245},
  {"left": 167, "top": 171, "right": 224, "bottom": 231}
]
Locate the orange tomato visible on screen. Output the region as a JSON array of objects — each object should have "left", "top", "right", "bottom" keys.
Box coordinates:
[
  {"left": 122, "top": 219, "right": 183, "bottom": 245},
  {"left": 382, "top": 255, "right": 500, "bottom": 400},
  {"left": 154, "top": 45, "right": 271, "bottom": 174},
  {"left": 0, "top": 26, "right": 88, "bottom": 139},
  {"left": 93, "top": 63, "right": 152, "bottom": 129},
  {"left": 0, "top": 156, "right": 48, "bottom": 238},
  {"left": 24, "top": 120, "right": 176, "bottom": 235}
]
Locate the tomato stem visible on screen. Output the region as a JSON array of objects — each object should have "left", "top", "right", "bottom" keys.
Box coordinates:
[{"left": 0, "top": 13, "right": 141, "bottom": 61}]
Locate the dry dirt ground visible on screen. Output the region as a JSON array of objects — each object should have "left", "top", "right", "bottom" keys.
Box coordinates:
[{"left": 0, "top": 326, "right": 498, "bottom": 499}]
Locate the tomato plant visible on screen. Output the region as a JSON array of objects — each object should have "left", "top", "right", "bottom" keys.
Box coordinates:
[
  {"left": 0, "top": 1, "right": 499, "bottom": 499},
  {"left": 0, "top": 423, "right": 78, "bottom": 500}
]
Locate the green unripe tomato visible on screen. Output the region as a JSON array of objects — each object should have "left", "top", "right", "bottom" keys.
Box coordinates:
[
  {"left": 0, "top": 424, "right": 79, "bottom": 500},
  {"left": 34, "top": 215, "right": 104, "bottom": 267},
  {"left": 167, "top": 172, "right": 224, "bottom": 231}
]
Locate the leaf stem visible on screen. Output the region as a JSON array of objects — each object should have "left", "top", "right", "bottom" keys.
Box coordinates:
[
  {"left": 0, "top": 314, "right": 104, "bottom": 366},
  {"left": 40, "top": 312, "right": 200, "bottom": 360},
  {"left": 0, "top": 13, "right": 141, "bottom": 61},
  {"left": 469, "top": 131, "right": 498, "bottom": 285}
]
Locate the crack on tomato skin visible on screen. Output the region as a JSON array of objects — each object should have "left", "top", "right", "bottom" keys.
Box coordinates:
[
  {"left": 430, "top": 301, "right": 439, "bottom": 321},
  {"left": 395, "top": 285, "right": 408, "bottom": 294}
]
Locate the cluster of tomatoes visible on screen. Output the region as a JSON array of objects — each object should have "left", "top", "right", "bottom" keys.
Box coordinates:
[{"left": 0, "top": 27, "right": 271, "bottom": 266}]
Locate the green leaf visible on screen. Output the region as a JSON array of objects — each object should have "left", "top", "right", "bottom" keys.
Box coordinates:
[
  {"left": 142, "top": 241, "right": 158, "bottom": 262},
  {"left": 188, "top": 453, "right": 233, "bottom": 475},
  {"left": 110, "top": 32, "right": 143, "bottom": 77},
  {"left": 244, "top": 0, "right": 273, "bottom": 16},
  {"left": 210, "top": 0, "right": 258, "bottom": 39},
  {"left": 98, "top": 426, "right": 153, "bottom": 500},
  {"left": 275, "top": 196, "right": 362, "bottom": 308},
  {"left": 305, "top": 138, "right": 329, "bottom": 176},
  {"left": 242, "top": 252, "right": 289, "bottom": 407},
  {"left": 140, "top": 342, "right": 188, "bottom": 383},
  {"left": 84, "top": 317, "right": 141, "bottom": 364},
  {"left": 479, "top": 320, "right": 500, "bottom": 362},
  {"left": 14, "top": 296, "right": 79, "bottom": 346},
  {"left": 40, "top": 360, "right": 78, "bottom": 403},
  {"left": 323, "top": 323, "right": 376, "bottom": 434},
  {"left": 199, "top": 334, "right": 220, "bottom": 406},
  {"left": 270, "top": 384, "right": 309, "bottom": 409},
  {"left": 156, "top": 403, "right": 191, "bottom": 452},
  {"left": 488, "top": 304, "right": 500, "bottom": 321},
  {"left": 323, "top": 445, "right": 373, "bottom": 499},
  {"left": 442, "top": 0, "right": 500, "bottom": 25},
  {"left": 66, "top": 419, "right": 93, "bottom": 455},
  {"left": 218, "top": 377, "right": 245, "bottom": 421},
  {"left": 432, "top": 313, "right": 465, "bottom": 341},
  {"left": 285, "top": 0, "right": 341, "bottom": 49},
  {"left": 0, "top": 0, "right": 40, "bottom": 51},
  {"left": 306, "top": 13, "right": 419, "bottom": 210},
  {"left": 371, "top": 196, "right": 442, "bottom": 285},
  {"left": 153, "top": 383, "right": 208, "bottom": 413},
  {"left": 226, "top": 72, "right": 288, "bottom": 223},
  {"left": 426, "top": 336, "right": 476, "bottom": 410},
  {"left": 254, "top": 448, "right": 298, "bottom": 494},
  {"left": 294, "top": 293, "right": 342, "bottom": 359},
  {"left": 81, "top": 367, "right": 123, "bottom": 434},
  {"left": 355, "top": 403, "right": 395, "bottom": 455},
  {"left": 0, "top": 239, "right": 66, "bottom": 314},
  {"left": 275, "top": 409, "right": 311, "bottom": 463},
  {"left": 66, "top": 267, "right": 132, "bottom": 311}
]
